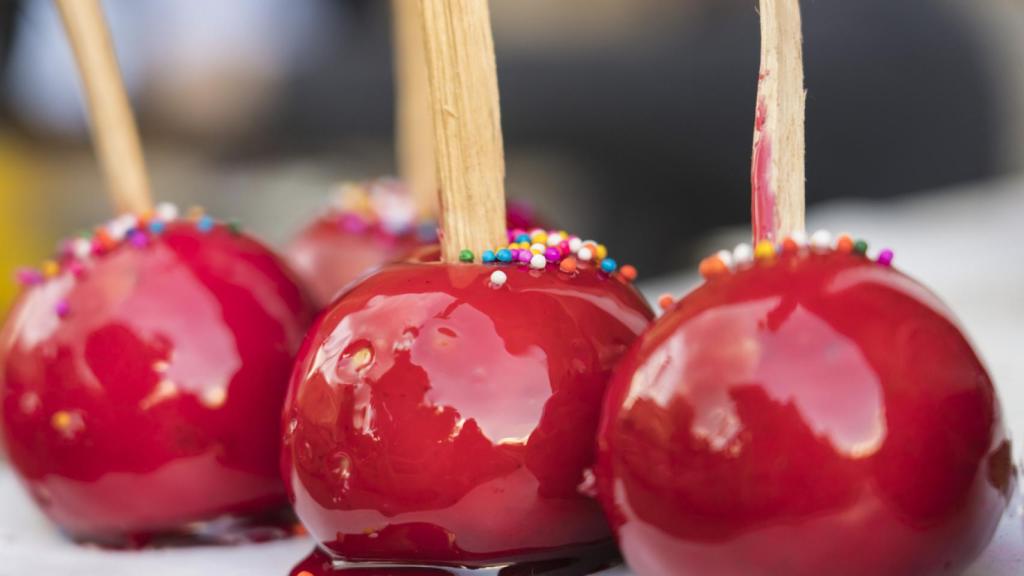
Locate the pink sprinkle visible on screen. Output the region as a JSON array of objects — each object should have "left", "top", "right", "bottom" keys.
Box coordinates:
[
  {"left": 544, "top": 247, "right": 561, "bottom": 262},
  {"left": 15, "top": 268, "right": 43, "bottom": 286},
  {"left": 129, "top": 230, "right": 149, "bottom": 248},
  {"left": 877, "top": 249, "right": 894, "bottom": 267},
  {"left": 339, "top": 214, "right": 369, "bottom": 234},
  {"left": 557, "top": 240, "right": 570, "bottom": 256},
  {"left": 517, "top": 250, "right": 532, "bottom": 263},
  {"left": 55, "top": 300, "right": 70, "bottom": 318},
  {"left": 67, "top": 261, "right": 86, "bottom": 278}
]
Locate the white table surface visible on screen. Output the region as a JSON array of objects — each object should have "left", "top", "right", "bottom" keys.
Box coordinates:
[{"left": 2, "top": 179, "right": 1023, "bottom": 575}]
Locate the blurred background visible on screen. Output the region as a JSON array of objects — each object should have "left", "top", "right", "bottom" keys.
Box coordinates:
[{"left": 1, "top": 0, "right": 1024, "bottom": 311}]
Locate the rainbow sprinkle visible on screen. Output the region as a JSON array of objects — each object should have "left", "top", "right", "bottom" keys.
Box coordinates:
[
  {"left": 14, "top": 204, "right": 242, "bottom": 313},
  {"left": 327, "top": 179, "right": 432, "bottom": 241},
  {"left": 698, "top": 230, "right": 894, "bottom": 280},
  {"left": 458, "top": 228, "right": 635, "bottom": 284}
]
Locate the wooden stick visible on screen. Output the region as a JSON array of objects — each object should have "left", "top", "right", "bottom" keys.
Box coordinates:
[
  {"left": 56, "top": 0, "right": 152, "bottom": 214},
  {"left": 392, "top": 0, "right": 438, "bottom": 220},
  {"left": 751, "top": 0, "right": 805, "bottom": 243},
  {"left": 419, "top": 0, "right": 507, "bottom": 263}
]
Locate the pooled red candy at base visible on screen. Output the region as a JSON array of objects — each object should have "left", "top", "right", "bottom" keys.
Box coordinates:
[
  {"left": 597, "top": 250, "right": 1014, "bottom": 576},
  {"left": 0, "top": 222, "right": 316, "bottom": 546},
  {"left": 282, "top": 257, "right": 653, "bottom": 570}
]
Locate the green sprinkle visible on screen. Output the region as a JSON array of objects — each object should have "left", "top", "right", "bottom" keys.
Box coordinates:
[
  {"left": 227, "top": 221, "right": 242, "bottom": 235},
  {"left": 459, "top": 249, "right": 474, "bottom": 263},
  {"left": 853, "top": 240, "right": 868, "bottom": 255}
]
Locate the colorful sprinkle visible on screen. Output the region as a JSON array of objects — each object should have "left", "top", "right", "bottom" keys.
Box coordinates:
[
  {"left": 600, "top": 258, "right": 618, "bottom": 273},
  {"left": 529, "top": 253, "right": 547, "bottom": 270},
  {"left": 754, "top": 240, "right": 775, "bottom": 261},
  {"left": 544, "top": 247, "right": 561, "bottom": 262},
  {"left": 489, "top": 270, "right": 507, "bottom": 287},
  {"left": 560, "top": 257, "right": 578, "bottom": 274},
  {"left": 42, "top": 260, "right": 60, "bottom": 278},
  {"left": 497, "top": 249, "right": 513, "bottom": 263},
  {"left": 517, "top": 250, "right": 533, "bottom": 264},
  {"left": 699, "top": 255, "right": 729, "bottom": 279},
  {"left": 15, "top": 268, "right": 43, "bottom": 286},
  {"left": 619, "top": 264, "right": 638, "bottom": 282},
  {"left": 658, "top": 293, "right": 675, "bottom": 311},
  {"left": 148, "top": 220, "right": 166, "bottom": 235},
  {"left": 55, "top": 300, "right": 70, "bottom": 318},
  {"left": 482, "top": 250, "right": 496, "bottom": 263},
  {"left": 459, "top": 249, "right": 474, "bottom": 263},
  {"left": 196, "top": 215, "right": 216, "bottom": 233},
  {"left": 699, "top": 231, "right": 896, "bottom": 281}
]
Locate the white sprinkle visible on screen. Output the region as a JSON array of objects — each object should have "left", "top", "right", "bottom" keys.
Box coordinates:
[
  {"left": 568, "top": 237, "right": 582, "bottom": 254},
  {"left": 733, "top": 243, "right": 753, "bottom": 265},
  {"left": 810, "top": 230, "right": 832, "bottom": 251},
  {"left": 546, "top": 232, "right": 564, "bottom": 247},
  {"left": 530, "top": 243, "right": 546, "bottom": 254},
  {"left": 155, "top": 202, "right": 179, "bottom": 222},
  {"left": 72, "top": 238, "right": 92, "bottom": 259},
  {"left": 489, "top": 270, "right": 507, "bottom": 287},
  {"left": 530, "top": 253, "right": 547, "bottom": 269},
  {"left": 577, "top": 247, "right": 593, "bottom": 262},
  {"left": 790, "top": 230, "right": 808, "bottom": 247},
  {"left": 716, "top": 250, "right": 734, "bottom": 270}
]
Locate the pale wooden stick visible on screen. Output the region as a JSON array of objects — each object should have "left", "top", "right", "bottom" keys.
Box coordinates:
[
  {"left": 392, "top": 0, "right": 438, "bottom": 220},
  {"left": 419, "top": 0, "right": 507, "bottom": 263},
  {"left": 751, "top": 0, "right": 805, "bottom": 243},
  {"left": 56, "top": 0, "right": 152, "bottom": 214}
]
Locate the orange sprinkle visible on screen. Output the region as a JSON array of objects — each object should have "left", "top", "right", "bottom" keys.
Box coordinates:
[
  {"left": 291, "top": 523, "right": 308, "bottom": 536},
  {"left": 619, "top": 265, "right": 638, "bottom": 282},
  {"left": 137, "top": 210, "right": 154, "bottom": 225},
  {"left": 297, "top": 571, "right": 314, "bottom": 576},
  {"left": 836, "top": 234, "right": 854, "bottom": 253},
  {"left": 559, "top": 257, "right": 578, "bottom": 274},
  {"left": 699, "top": 256, "right": 728, "bottom": 279},
  {"left": 782, "top": 237, "right": 799, "bottom": 254},
  {"left": 658, "top": 293, "right": 675, "bottom": 311}
]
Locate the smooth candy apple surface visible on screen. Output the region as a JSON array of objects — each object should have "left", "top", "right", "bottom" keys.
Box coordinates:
[
  {"left": 597, "top": 251, "right": 1013, "bottom": 576},
  {"left": 0, "top": 223, "right": 315, "bottom": 546},
  {"left": 282, "top": 259, "right": 653, "bottom": 567}
]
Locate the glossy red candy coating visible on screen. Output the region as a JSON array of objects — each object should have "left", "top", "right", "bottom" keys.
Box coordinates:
[
  {"left": 597, "top": 251, "right": 1013, "bottom": 576},
  {"left": 286, "top": 215, "right": 424, "bottom": 308},
  {"left": 282, "top": 261, "right": 653, "bottom": 567},
  {"left": 0, "top": 223, "right": 316, "bottom": 545}
]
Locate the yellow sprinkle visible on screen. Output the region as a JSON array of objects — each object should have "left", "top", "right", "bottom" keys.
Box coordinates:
[
  {"left": 51, "top": 410, "right": 72, "bottom": 431},
  {"left": 42, "top": 260, "right": 60, "bottom": 278},
  {"left": 754, "top": 240, "right": 776, "bottom": 260},
  {"left": 186, "top": 205, "right": 205, "bottom": 220},
  {"left": 530, "top": 231, "right": 547, "bottom": 244},
  {"left": 596, "top": 244, "right": 608, "bottom": 260}
]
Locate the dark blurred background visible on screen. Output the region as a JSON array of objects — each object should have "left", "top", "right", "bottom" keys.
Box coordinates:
[{"left": 0, "top": 0, "right": 1022, "bottom": 310}]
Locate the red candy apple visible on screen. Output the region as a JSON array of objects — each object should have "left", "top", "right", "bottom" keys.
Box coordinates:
[
  {"left": 596, "top": 1, "right": 1014, "bottom": 575},
  {"left": 286, "top": 180, "right": 430, "bottom": 308},
  {"left": 282, "top": 3, "right": 653, "bottom": 571},
  {"left": 282, "top": 246, "right": 652, "bottom": 568},
  {"left": 597, "top": 247, "right": 1012, "bottom": 576},
  {"left": 0, "top": 214, "right": 315, "bottom": 546}
]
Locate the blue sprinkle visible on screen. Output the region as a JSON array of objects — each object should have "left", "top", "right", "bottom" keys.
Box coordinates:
[
  {"left": 482, "top": 250, "right": 496, "bottom": 263},
  {"left": 148, "top": 221, "right": 166, "bottom": 235},
  {"left": 196, "top": 215, "right": 215, "bottom": 233},
  {"left": 496, "top": 249, "right": 513, "bottom": 263},
  {"left": 417, "top": 222, "right": 439, "bottom": 242},
  {"left": 600, "top": 258, "right": 618, "bottom": 273},
  {"left": 515, "top": 234, "right": 530, "bottom": 244}
]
